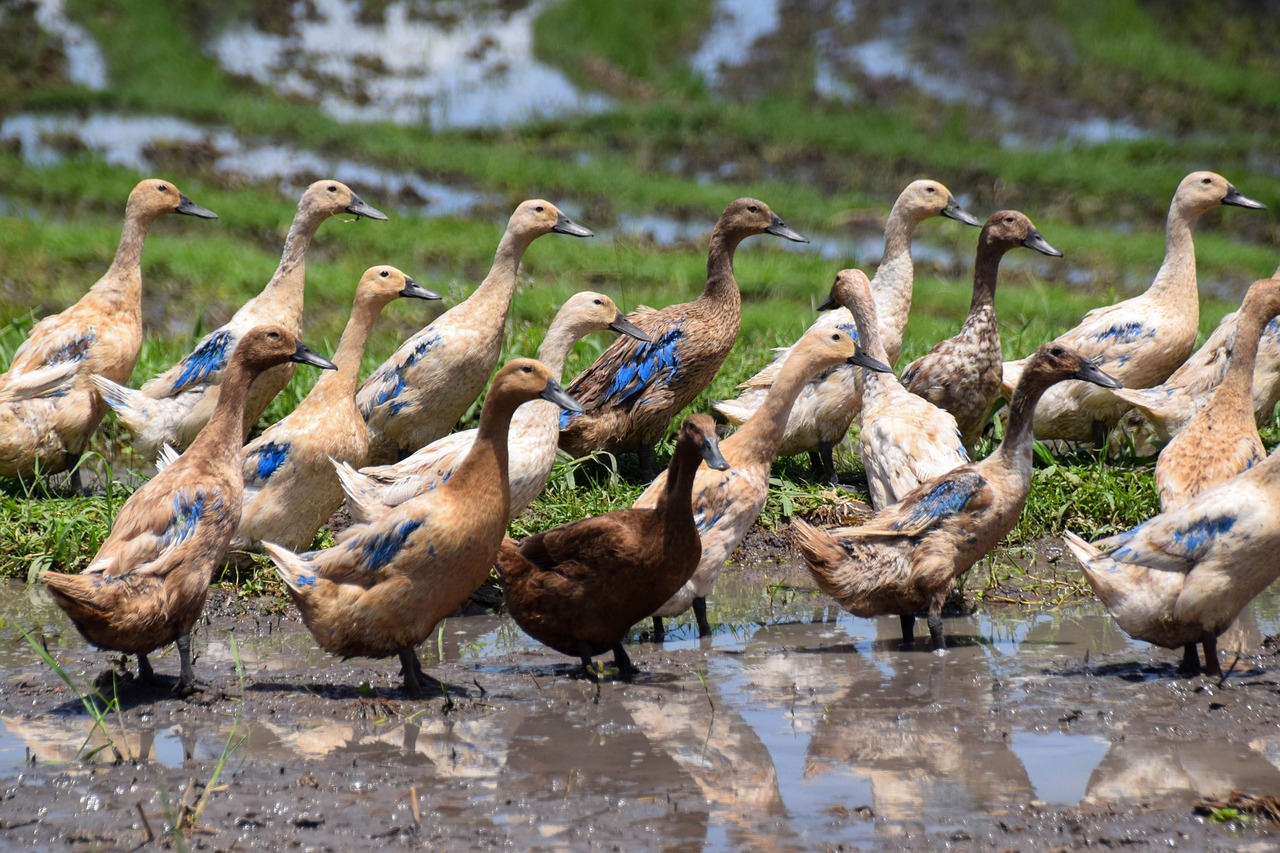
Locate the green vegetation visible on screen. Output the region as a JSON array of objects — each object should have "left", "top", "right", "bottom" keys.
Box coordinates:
[{"left": 2, "top": 0, "right": 1277, "bottom": 603}]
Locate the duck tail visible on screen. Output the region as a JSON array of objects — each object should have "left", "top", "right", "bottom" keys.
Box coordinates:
[
  {"left": 1063, "top": 529, "right": 1120, "bottom": 601},
  {"left": 90, "top": 374, "right": 158, "bottom": 435},
  {"left": 0, "top": 361, "right": 79, "bottom": 403},
  {"left": 710, "top": 394, "right": 757, "bottom": 426},
  {"left": 333, "top": 459, "right": 381, "bottom": 524},
  {"left": 999, "top": 360, "right": 1024, "bottom": 400},
  {"left": 261, "top": 540, "right": 319, "bottom": 597},
  {"left": 791, "top": 518, "right": 849, "bottom": 592},
  {"left": 154, "top": 443, "right": 181, "bottom": 474}
]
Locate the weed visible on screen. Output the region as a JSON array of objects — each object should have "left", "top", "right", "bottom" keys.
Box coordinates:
[{"left": 22, "top": 630, "right": 132, "bottom": 763}]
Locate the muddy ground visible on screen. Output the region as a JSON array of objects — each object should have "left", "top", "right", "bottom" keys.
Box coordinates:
[{"left": 4, "top": 550, "right": 1280, "bottom": 851}]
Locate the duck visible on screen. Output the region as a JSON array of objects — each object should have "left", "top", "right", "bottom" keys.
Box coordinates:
[
  {"left": 642, "top": 325, "right": 891, "bottom": 641},
  {"left": 0, "top": 361, "right": 79, "bottom": 405},
  {"left": 227, "top": 266, "right": 440, "bottom": 552},
  {"left": 0, "top": 179, "right": 217, "bottom": 480},
  {"left": 92, "top": 180, "right": 385, "bottom": 461},
  {"left": 1111, "top": 262, "right": 1280, "bottom": 444},
  {"left": 1064, "top": 442, "right": 1280, "bottom": 676},
  {"left": 999, "top": 171, "right": 1265, "bottom": 444},
  {"left": 713, "top": 180, "right": 980, "bottom": 480},
  {"left": 499, "top": 415, "right": 729, "bottom": 679},
  {"left": 42, "top": 326, "right": 336, "bottom": 694},
  {"left": 263, "top": 359, "right": 582, "bottom": 697},
  {"left": 336, "top": 292, "right": 649, "bottom": 523},
  {"left": 358, "top": 201, "right": 593, "bottom": 466},
  {"left": 559, "top": 198, "right": 808, "bottom": 477},
  {"left": 899, "top": 211, "right": 1063, "bottom": 449},
  {"left": 830, "top": 270, "right": 970, "bottom": 510},
  {"left": 1150, "top": 278, "right": 1280, "bottom": 511},
  {"left": 793, "top": 342, "right": 1121, "bottom": 650}
]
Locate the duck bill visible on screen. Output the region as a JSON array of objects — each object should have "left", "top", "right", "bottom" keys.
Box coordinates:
[
  {"left": 175, "top": 194, "right": 218, "bottom": 219},
  {"left": 291, "top": 341, "right": 338, "bottom": 371},
  {"left": 1074, "top": 359, "right": 1122, "bottom": 389},
  {"left": 346, "top": 193, "right": 389, "bottom": 221},
  {"left": 941, "top": 197, "right": 981, "bottom": 226},
  {"left": 764, "top": 213, "right": 808, "bottom": 243},
  {"left": 552, "top": 213, "right": 594, "bottom": 238},
  {"left": 700, "top": 432, "right": 730, "bottom": 471},
  {"left": 400, "top": 278, "right": 442, "bottom": 301},
  {"left": 609, "top": 313, "right": 651, "bottom": 343},
  {"left": 848, "top": 349, "right": 893, "bottom": 373},
  {"left": 1022, "top": 227, "right": 1063, "bottom": 257},
  {"left": 1223, "top": 185, "right": 1266, "bottom": 210},
  {"left": 541, "top": 378, "right": 583, "bottom": 412},
  {"left": 816, "top": 293, "right": 839, "bottom": 311}
]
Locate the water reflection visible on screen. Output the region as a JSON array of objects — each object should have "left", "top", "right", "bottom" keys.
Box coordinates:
[{"left": 31, "top": 0, "right": 108, "bottom": 90}]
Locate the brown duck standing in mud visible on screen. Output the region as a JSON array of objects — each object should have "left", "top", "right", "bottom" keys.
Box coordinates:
[
  {"left": 500, "top": 415, "right": 729, "bottom": 679},
  {"left": 558, "top": 198, "right": 807, "bottom": 476},
  {"left": 794, "top": 343, "right": 1121, "bottom": 650},
  {"left": 899, "top": 210, "right": 1063, "bottom": 449},
  {"left": 43, "top": 326, "right": 336, "bottom": 695}
]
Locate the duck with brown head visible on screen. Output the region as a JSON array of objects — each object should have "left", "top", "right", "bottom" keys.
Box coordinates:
[
  {"left": 44, "top": 325, "right": 335, "bottom": 695},
  {"left": 900, "top": 210, "right": 1063, "bottom": 451},
  {"left": 93, "top": 179, "right": 386, "bottom": 462},
  {"left": 358, "top": 200, "right": 593, "bottom": 466},
  {"left": 0, "top": 178, "right": 217, "bottom": 481},
  {"left": 794, "top": 343, "right": 1120, "bottom": 651},
  {"left": 559, "top": 198, "right": 807, "bottom": 478},
  {"left": 265, "top": 358, "right": 581, "bottom": 699},
  {"left": 501, "top": 415, "right": 729, "bottom": 680}
]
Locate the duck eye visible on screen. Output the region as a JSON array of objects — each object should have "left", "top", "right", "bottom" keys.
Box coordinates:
[
  {"left": 157, "top": 184, "right": 168, "bottom": 193},
  {"left": 593, "top": 299, "right": 602, "bottom": 305},
  {"left": 1202, "top": 177, "right": 1211, "bottom": 185},
  {"left": 268, "top": 331, "right": 280, "bottom": 340},
  {"left": 535, "top": 205, "right": 545, "bottom": 213},
  {"left": 522, "top": 365, "right": 532, "bottom": 373},
  {"left": 831, "top": 333, "right": 840, "bottom": 341},
  {"left": 328, "top": 185, "right": 337, "bottom": 192},
  {"left": 926, "top": 186, "right": 936, "bottom": 193},
  {"left": 1051, "top": 345, "right": 1064, "bottom": 356},
  {"left": 1004, "top": 216, "right": 1014, "bottom": 224},
  {"left": 380, "top": 270, "right": 389, "bottom": 277},
  {"left": 748, "top": 205, "right": 759, "bottom": 213}
]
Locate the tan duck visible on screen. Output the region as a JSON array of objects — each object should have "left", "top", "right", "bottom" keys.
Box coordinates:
[
  {"left": 559, "top": 199, "right": 807, "bottom": 476},
  {"left": 641, "top": 328, "right": 890, "bottom": 641},
  {"left": 1065, "top": 443, "right": 1280, "bottom": 676},
  {"left": 358, "top": 201, "right": 593, "bottom": 465},
  {"left": 1000, "top": 171, "right": 1265, "bottom": 444},
  {"left": 43, "top": 326, "right": 336, "bottom": 694},
  {"left": 900, "top": 211, "right": 1062, "bottom": 448},
  {"left": 0, "top": 179, "right": 217, "bottom": 479},
  {"left": 1112, "top": 262, "right": 1280, "bottom": 444},
  {"left": 264, "top": 359, "right": 581, "bottom": 697},
  {"left": 93, "top": 180, "right": 385, "bottom": 460},
  {"left": 1151, "top": 278, "right": 1280, "bottom": 511},
  {"left": 794, "top": 343, "right": 1120, "bottom": 650},
  {"left": 713, "top": 180, "right": 979, "bottom": 480},
  {"left": 228, "top": 267, "right": 440, "bottom": 552},
  {"left": 831, "top": 270, "right": 970, "bottom": 510},
  {"left": 500, "top": 415, "right": 728, "bottom": 679},
  {"left": 336, "top": 292, "right": 648, "bottom": 523}
]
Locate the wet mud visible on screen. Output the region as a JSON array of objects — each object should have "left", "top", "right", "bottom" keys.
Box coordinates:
[{"left": 4, "top": 558, "right": 1280, "bottom": 850}]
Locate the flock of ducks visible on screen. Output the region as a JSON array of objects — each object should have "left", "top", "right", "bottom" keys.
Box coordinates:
[{"left": 3, "top": 169, "right": 1278, "bottom": 698}]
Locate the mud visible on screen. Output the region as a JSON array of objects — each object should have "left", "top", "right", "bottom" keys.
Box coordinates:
[{"left": 4, "top": 557, "right": 1280, "bottom": 850}]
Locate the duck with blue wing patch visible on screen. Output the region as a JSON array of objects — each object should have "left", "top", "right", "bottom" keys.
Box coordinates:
[
  {"left": 0, "top": 178, "right": 216, "bottom": 479},
  {"left": 43, "top": 325, "right": 335, "bottom": 696},
  {"left": 795, "top": 342, "right": 1120, "bottom": 651},
  {"left": 560, "top": 198, "right": 808, "bottom": 477}
]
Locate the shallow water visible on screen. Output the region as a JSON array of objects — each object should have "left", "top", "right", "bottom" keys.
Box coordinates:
[{"left": 4, "top": 564, "right": 1280, "bottom": 848}]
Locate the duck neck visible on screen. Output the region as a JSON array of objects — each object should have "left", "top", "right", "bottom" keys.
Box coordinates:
[
  {"left": 993, "top": 372, "right": 1053, "bottom": 465},
  {"left": 98, "top": 208, "right": 156, "bottom": 307},
  {"left": 699, "top": 227, "right": 746, "bottom": 308},
  {"left": 656, "top": 438, "right": 702, "bottom": 519},
  {"left": 967, "top": 243, "right": 1006, "bottom": 317},
  {"left": 1215, "top": 301, "right": 1270, "bottom": 413},
  {"left": 300, "top": 296, "right": 384, "bottom": 408},
  {"left": 535, "top": 316, "right": 582, "bottom": 378},
  {"left": 871, "top": 202, "right": 920, "bottom": 342},
  {"left": 466, "top": 228, "right": 535, "bottom": 319},
  {"left": 189, "top": 357, "right": 258, "bottom": 468},
  {"left": 1146, "top": 200, "right": 1200, "bottom": 305},
  {"left": 452, "top": 391, "right": 521, "bottom": 505},
  {"left": 741, "top": 347, "right": 844, "bottom": 457},
  {"left": 257, "top": 205, "right": 331, "bottom": 326}
]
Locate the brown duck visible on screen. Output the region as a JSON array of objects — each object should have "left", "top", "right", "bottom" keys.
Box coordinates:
[
  {"left": 43, "top": 326, "right": 336, "bottom": 694},
  {"left": 900, "top": 211, "right": 1062, "bottom": 448},
  {"left": 559, "top": 199, "right": 806, "bottom": 475},
  {"left": 501, "top": 415, "right": 729, "bottom": 679}
]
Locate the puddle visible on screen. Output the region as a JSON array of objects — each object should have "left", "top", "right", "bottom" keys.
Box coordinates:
[
  {"left": 5, "top": 562, "right": 1280, "bottom": 847},
  {"left": 691, "top": 0, "right": 783, "bottom": 88},
  {"left": 205, "top": 0, "right": 611, "bottom": 129},
  {"left": 29, "top": 0, "right": 108, "bottom": 91},
  {"left": 0, "top": 113, "right": 499, "bottom": 218}
]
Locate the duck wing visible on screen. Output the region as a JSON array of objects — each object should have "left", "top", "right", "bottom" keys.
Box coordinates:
[
  {"left": 857, "top": 470, "right": 993, "bottom": 538},
  {"left": 6, "top": 319, "right": 97, "bottom": 376},
  {"left": 142, "top": 326, "right": 239, "bottom": 397},
  {"left": 88, "top": 484, "right": 233, "bottom": 579},
  {"left": 1103, "top": 488, "right": 1263, "bottom": 575},
  {"left": 563, "top": 306, "right": 678, "bottom": 413}
]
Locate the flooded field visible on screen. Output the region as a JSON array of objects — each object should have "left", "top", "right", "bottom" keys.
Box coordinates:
[{"left": 4, "top": 559, "right": 1280, "bottom": 849}]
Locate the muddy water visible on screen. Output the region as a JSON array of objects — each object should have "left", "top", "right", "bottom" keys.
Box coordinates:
[{"left": 3, "top": 561, "right": 1280, "bottom": 849}]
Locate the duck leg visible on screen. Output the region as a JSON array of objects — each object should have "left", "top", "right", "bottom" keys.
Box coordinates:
[
  {"left": 927, "top": 612, "right": 946, "bottom": 651},
  {"left": 398, "top": 646, "right": 459, "bottom": 701},
  {"left": 693, "top": 597, "right": 712, "bottom": 637},
  {"left": 651, "top": 616, "right": 666, "bottom": 643},
  {"left": 1091, "top": 420, "right": 1108, "bottom": 450},
  {"left": 137, "top": 652, "right": 159, "bottom": 685},
  {"left": 612, "top": 643, "right": 638, "bottom": 682},
  {"left": 1177, "top": 643, "right": 1202, "bottom": 677},
  {"left": 899, "top": 614, "right": 916, "bottom": 649},
  {"left": 577, "top": 641, "right": 601, "bottom": 682},
  {"left": 638, "top": 444, "right": 659, "bottom": 479},
  {"left": 1202, "top": 635, "right": 1222, "bottom": 677},
  {"left": 810, "top": 441, "right": 837, "bottom": 483},
  {"left": 174, "top": 632, "right": 200, "bottom": 696}
]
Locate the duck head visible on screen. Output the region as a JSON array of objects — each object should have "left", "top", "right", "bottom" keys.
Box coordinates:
[
  {"left": 981, "top": 210, "right": 1062, "bottom": 258},
  {"left": 1239, "top": 277, "right": 1280, "bottom": 324},
  {"left": 719, "top": 198, "right": 808, "bottom": 244},
  {"left": 508, "top": 199, "right": 594, "bottom": 240},
  {"left": 300, "top": 179, "right": 388, "bottom": 221},
  {"left": 556, "top": 291, "right": 651, "bottom": 343},
  {"left": 899, "top": 179, "right": 981, "bottom": 226},
  {"left": 798, "top": 324, "right": 893, "bottom": 376},
  {"left": 355, "top": 265, "right": 442, "bottom": 307},
  {"left": 126, "top": 179, "right": 218, "bottom": 222},
  {"left": 1025, "top": 343, "right": 1121, "bottom": 390},
  {"left": 676, "top": 414, "right": 730, "bottom": 471},
  {"left": 494, "top": 357, "right": 583, "bottom": 413},
  {"left": 1175, "top": 171, "right": 1265, "bottom": 217},
  {"left": 236, "top": 325, "right": 338, "bottom": 374}
]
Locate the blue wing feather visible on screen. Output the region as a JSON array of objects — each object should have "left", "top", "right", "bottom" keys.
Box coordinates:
[
  {"left": 602, "top": 328, "right": 682, "bottom": 406},
  {"left": 892, "top": 473, "right": 984, "bottom": 533},
  {"left": 171, "top": 330, "right": 234, "bottom": 393}
]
